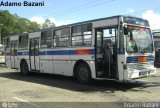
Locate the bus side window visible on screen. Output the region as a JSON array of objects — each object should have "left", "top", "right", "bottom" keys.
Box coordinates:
[
  {"left": 19, "top": 34, "right": 28, "bottom": 50},
  {"left": 53, "top": 28, "right": 70, "bottom": 47},
  {"left": 41, "top": 30, "right": 52, "bottom": 48},
  {"left": 72, "top": 23, "right": 92, "bottom": 46}
]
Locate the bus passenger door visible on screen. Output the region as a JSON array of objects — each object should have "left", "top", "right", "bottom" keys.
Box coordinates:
[
  {"left": 10, "top": 41, "right": 18, "bottom": 68},
  {"left": 29, "top": 38, "right": 40, "bottom": 71},
  {"left": 95, "top": 28, "right": 117, "bottom": 79}
]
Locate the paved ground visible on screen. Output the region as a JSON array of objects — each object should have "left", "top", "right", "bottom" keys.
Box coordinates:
[{"left": 0, "top": 65, "right": 160, "bottom": 108}]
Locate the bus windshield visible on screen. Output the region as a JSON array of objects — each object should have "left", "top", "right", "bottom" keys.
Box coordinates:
[{"left": 126, "top": 26, "right": 153, "bottom": 53}]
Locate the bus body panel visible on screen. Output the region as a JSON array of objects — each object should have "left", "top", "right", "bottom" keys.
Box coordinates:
[
  {"left": 29, "top": 32, "right": 41, "bottom": 39},
  {"left": 92, "top": 18, "right": 118, "bottom": 28},
  {"left": 117, "top": 54, "right": 126, "bottom": 80},
  {"left": 52, "top": 48, "right": 72, "bottom": 76},
  {"left": 5, "top": 51, "right": 11, "bottom": 67},
  {"left": 39, "top": 54, "right": 53, "bottom": 74},
  {"left": 10, "top": 35, "right": 18, "bottom": 41}
]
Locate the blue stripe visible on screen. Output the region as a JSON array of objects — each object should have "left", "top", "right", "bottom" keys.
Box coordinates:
[
  {"left": 39, "top": 50, "right": 70, "bottom": 55},
  {"left": 127, "top": 57, "right": 138, "bottom": 63},
  {"left": 127, "top": 56, "right": 154, "bottom": 63},
  {"left": 17, "top": 51, "right": 29, "bottom": 56},
  {"left": 90, "top": 49, "right": 95, "bottom": 54},
  {"left": 17, "top": 49, "right": 95, "bottom": 56}
]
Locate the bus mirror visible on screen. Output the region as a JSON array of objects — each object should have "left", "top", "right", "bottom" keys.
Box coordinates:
[{"left": 124, "top": 26, "right": 128, "bottom": 35}]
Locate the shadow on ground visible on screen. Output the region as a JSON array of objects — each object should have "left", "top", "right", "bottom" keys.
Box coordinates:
[{"left": 0, "top": 70, "right": 160, "bottom": 93}]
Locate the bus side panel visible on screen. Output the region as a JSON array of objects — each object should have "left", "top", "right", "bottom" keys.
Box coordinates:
[
  {"left": 53, "top": 48, "right": 72, "bottom": 76},
  {"left": 53, "top": 60, "right": 73, "bottom": 76},
  {"left": 117, "top": 54, "right": 127, "bottom": 80},
  {"left": 89, "top": 61, "right": 96, "bottom": 79},
  {"left": 39, "top": 52, "right": 53, "bottom": 74},
  {"left": 5, "top": 51, "right": 11, "bottom": 68},
  {"left": 17, "top": 59, "right": 20, "bottom": 70},
  {"left": 10, "top": 55, "right": 18, "bottom": 68}
]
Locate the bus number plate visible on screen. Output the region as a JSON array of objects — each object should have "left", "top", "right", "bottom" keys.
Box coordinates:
[{"left": 139, "top": 71, "right": 148, "bottom": 76}]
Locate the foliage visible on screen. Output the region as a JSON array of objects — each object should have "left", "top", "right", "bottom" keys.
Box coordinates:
[
  {"left": 42, "top": 19, "right": 55, "bottom": 29},
  {"left": 0, "top": 10, "right": 40, "bottom": 38}
]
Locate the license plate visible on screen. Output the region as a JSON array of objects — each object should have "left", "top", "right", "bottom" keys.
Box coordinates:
[{"left": 139, "top": 71, "right": 148, "bottom": 76}]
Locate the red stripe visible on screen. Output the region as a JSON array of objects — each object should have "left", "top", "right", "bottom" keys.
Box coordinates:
[
  {"left": 76, "top": 49, "right": 90, "bottom": 55},
  {"left": 138, "top": 56, "right": 147, "bottom": 62},
  {"left": 128, "top": 40, "right": 135, "bottom": 42}
]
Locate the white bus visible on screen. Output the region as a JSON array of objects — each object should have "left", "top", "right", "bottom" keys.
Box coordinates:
[
  {"left": 153, "top": 30, "right": 160, "bottom": 64},
  {"left": 5, "top": 15, "right": 156, "bottom": 83}
]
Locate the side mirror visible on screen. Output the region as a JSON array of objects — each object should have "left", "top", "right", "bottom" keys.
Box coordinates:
[{"left": 123, "top": 26, "right": 128, "bottom": 35}]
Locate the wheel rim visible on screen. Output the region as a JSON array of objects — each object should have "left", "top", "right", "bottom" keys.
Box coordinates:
[{"left": 79, "top": 66, "right": 89, "bottom": 81}]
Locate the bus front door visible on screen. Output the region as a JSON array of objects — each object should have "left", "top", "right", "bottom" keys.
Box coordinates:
[
  {"left": 95, "top": 28, "right": 117, "bottom": 79},
  {"left": 10, "top": 41, "right": 18, "bottom": 68},
  {"left": 29, "top": 38, "right": 40, "bottom": 71}
]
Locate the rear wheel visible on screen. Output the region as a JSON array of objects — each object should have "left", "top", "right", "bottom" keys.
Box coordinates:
[
  {"left": 76, "top": 63, "right": 91, "bottom": 83},
  {"left": 21, "top": 61, "right": 29, "bottom": 75}
]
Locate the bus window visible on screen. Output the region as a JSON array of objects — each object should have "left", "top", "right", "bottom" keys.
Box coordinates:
[
  {"left": 19, "top": 34, "right": 28, "bottom": 50},
  {"left": 72, "top": 23, "right": 92, "bottom": 46},
  {"left": 41, "top": 30, "right": 52, "bottom": 48},
  {"left": 54, "top": 28, "right": 70, "bottom": 47}
]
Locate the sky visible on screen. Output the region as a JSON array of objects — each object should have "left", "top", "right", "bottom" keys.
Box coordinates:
[{"left": 0, "top": 0, "right": 160, "bottom": 29}]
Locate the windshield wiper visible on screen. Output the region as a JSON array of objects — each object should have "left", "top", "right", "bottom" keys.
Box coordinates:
[
  {"left": 140, "top": 50, "right": 146, "bottom": 54},
  {"left": 139, "top": 49, "right": 146, "bottom": 54}
]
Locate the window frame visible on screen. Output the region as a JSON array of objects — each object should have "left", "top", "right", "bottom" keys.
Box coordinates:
[
  {"left": 71, "top": 23, "right": 92, "bottom": 46},
  {"left": 53, "top": 27, "right": 70, "bottom": 47},
  {"left": 41, "top": 30, "right": 53, "bottom": 49},
  {"left": 18, "top": 34, "right": 29, "bottom": 50}
]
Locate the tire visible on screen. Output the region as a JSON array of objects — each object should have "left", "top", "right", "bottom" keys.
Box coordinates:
[
  {"left": 21, "top": 61, "right": 29, "bottom": 75},
  {"left": 76, "top": 63, "right": 91, "bottom": 83}
]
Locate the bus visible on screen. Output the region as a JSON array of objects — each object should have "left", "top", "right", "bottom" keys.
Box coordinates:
[
  {"left": 153, "top": 30, "right": 160, "bottom": 65},
  {"left": 5, "top": 15, "right": 156, "bottom": 83}
]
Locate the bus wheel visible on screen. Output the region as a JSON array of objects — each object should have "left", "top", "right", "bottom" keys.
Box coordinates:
[
  {"left": 76, "top": 63, "right": 91, "bottom": 83},
  {"left": 21, "top": 61, "right": 29, "bottom": 75}
]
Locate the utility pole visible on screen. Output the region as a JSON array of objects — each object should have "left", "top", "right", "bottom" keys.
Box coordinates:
[{"left": 0, "top": 24, "right": 3, "bottom": 45}]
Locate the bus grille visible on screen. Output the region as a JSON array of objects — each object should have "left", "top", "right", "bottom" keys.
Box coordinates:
[{"left": 128, "top": 63, "right": 151, "bottom": 71}]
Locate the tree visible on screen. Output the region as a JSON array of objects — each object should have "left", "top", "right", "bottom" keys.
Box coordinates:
[
  {"left": 42, "top": 19, "right": 55, "bottom": 29},
  {"left": 0, "top": 10, "right": 40, "bottom": 39}
]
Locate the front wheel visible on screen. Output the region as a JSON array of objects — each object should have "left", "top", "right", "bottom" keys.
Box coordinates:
[
  {"left": 76, "top": 63, "right": 91, "bottom": 83},
  {"left": 21, "top": 61, "right": 29, "bottom": 75}
]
